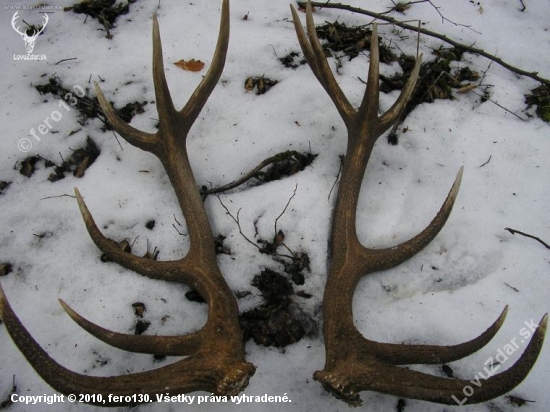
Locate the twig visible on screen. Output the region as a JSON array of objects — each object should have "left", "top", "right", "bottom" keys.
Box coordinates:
[
  {"left": 111, "top": 130, "right": 123, "bottom": 150},
  {"left": 426, "top": 0, "right": 480, "bottom": 33},
  {"left": 297, "top": 1, "right": 550, "bottom": 86},
  {"left": 217, "top": 196, "right": 261, "bottom": 251},
  {"left": 470, "top": 90, "right": 527, "bottom": 121},
  {"left": 40, "top": 193, "right": 76, "bottom": 200},
  {"left": 0, "top": 375, "right": 16, "bottom": 408},
  {"left": 478, "top": 155, "right": 492, "bottom": 168},
  {"left": 504, "top": 282, "right": 520, "bottom": 292},
  {"left": 273, "top": 186, "right": 301, "bottom": 259},
  {"left": 172, "top": 224, "right": 186, "bottom": 236},
  {"left": 172, "top": 214, "right": 186, "bottom": 236},
  {"left": 441, "top": 71, "right": 526, "bottom": 121},
  {"left": 505, "top": 227, "right": 550, "bottom": 250},
  {"left": 328, "top": 155, "right": 344, "bottom": 200},
  {"left": 217, "top": 194, "right": 297, "bottom": 261},
  {"left": 55, "top": 58, "right": 77, "bottom": 65},
  {"left": 274, "top": 184, "right": 298, "bottom": 234}
]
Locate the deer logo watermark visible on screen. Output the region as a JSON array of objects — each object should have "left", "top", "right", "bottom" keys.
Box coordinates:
[{"left": 11, "top": 11, "right": 48, "bottom": 59}]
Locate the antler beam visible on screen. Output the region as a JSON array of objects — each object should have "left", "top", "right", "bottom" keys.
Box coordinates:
[
  {"left": 290, "top": 1, "right": 547, "bottom": 406},
  {"left": 0, "top": 0, "right": 255, "bottom": 406}
]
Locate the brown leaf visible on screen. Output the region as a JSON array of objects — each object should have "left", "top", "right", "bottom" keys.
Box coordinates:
[
  {"left": 132, "top": 302, "right": 146, "bottom": 318},
  {"left": 244, "top": 76, "right": 255, "bottom": 91},
  {"left": 174, "top": 59, "right": 205, "bottom": 72}
]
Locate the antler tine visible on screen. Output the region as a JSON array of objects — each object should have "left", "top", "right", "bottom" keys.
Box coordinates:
[
  {"left": 180, "top": 0, "right": 229, "bottom": 127},
  {"left": 1, "top": 1, "right": 256, "bottom": 404},
  {"left": 151, "top": 13, "right": 178, "bottom": 128},
  {"left": 359, "top": 166, "right": 463, "bottom": 273},
  {"left": 316, "top": 314, "right": 547, "bottom": 406},
  {"left": 75, "top": 188, "right": 197, "bottom": 284},
  {"left": 369, "top": 305, "right": 508, "bottom": 365},
  {"left": 359, "top": 24, "right": 381, "bottom": 125},
  {"left": 1, "top": 283, "right": 253, "bottom": 406},
  {"left": 363, "top": 23, "right": 422, "bottom": 135},
  {"left": 290, "top": 3, "right": 354, "bottom": 123},
  {"left": 59, "top": 299, "right": 202, "bottom": 356},
  {"left": 95, "top": 83, "right": 159, "bottom": 153},
  {"left": 292, "top": 0, "right": 547, "bottom": 406}
]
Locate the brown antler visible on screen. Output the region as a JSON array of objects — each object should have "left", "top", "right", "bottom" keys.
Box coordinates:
[
  {"left": 291, "top": 1, "right": 547, "bottom": 406},
  {"left": 0, "top": 0, "right": 255, "bottom": 406}
]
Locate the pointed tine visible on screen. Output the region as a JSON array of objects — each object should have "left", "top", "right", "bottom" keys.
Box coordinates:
[
  {"left": 59, "top": 299, "right": 201, "bottom": 356},
  {"left": 303, "top": 0, "right": 337, "bottom": 79},
  {"left": 74, "top": 188, "right": 176, "bottom": 280},
  {"left": 441, "top": 313, "right": 547, "bottom": 404},
  {"left": 451, "top": 313, "right": 547, "bottom": 405},
  {"left": 330, "top": 314, "right": 546, "bottom": 405},
  {"left": 361, "top": 313, "right": 546, "bottom": 405},
  {"left": 372, "top": 306, "right": 509, "bottom": 365},
  {"left": 181, "top": 0, "right": 230, "bottom": 126},
  {"left": 378, "top": 52, "right": 423, "bottom": 133},
  {"left": 291, "top": 0, "right": 355, "bottom": 121},
  {"left": 290, "top": 5, "right": 316, "bottom": 70},
  {"left": 1, "top": 283, "right": 253, "bottom": 405},
  {"left": 94, "top": 82, "right": 158, "bottom": 152},
  {"left": 290, "top": 4, "right": 327, "bottom": 90},
  {"left": 304, "top": 0, "right": 322, "bottom": 54},
  {"left": 0, "top": 282, "right": 84, "bottom": 393},
  {"left": 364, "top": 167, "right": 463, "bottom": 273},
  {"left": 152, "top": 14, "right": 177, "bottom": 123},
  {"left": 359, "top": 24, "right": 380, "bottom": 119}
]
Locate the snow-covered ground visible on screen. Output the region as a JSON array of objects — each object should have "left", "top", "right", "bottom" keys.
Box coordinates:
[{"left": 0, "top": 0, "right": 549, "bottom": 411}]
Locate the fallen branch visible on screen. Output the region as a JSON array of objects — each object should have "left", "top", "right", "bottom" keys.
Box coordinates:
[
  {"left": 201, "top": 150, "right": 315, "bottom": 198},
  {"left": 505, "top": 227, "right": 550, "bottom": 250},
  {"left": 297, "top": 1, "right": 550, "bottom": 86}
]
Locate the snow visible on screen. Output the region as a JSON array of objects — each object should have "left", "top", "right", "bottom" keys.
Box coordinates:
[{"left": 0, "top": 0, "right": 549, "bottom": 411}]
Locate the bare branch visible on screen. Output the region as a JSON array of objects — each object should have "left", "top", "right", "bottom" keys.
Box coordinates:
[
  {"left": 274, "top": 184, "right": 298, "bottom": 235},
  {"left": 297, "top": 1, "right": 550, "bottom": 86},
  {"left": 505, "top": 227, "right": 550, "bottom": 250}
]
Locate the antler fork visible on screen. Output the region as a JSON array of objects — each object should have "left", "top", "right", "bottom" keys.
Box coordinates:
[
  {"left": 291, "top": 1, "right": 547, "bottom": 406},
  {"left": 0, "top": 0, "right": 255, "bottom": 406}
]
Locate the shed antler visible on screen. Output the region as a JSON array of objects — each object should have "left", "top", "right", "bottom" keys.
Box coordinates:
[
  {"left": 0, "top": 0, "right": 255, "bottom": 406},
  {"left": 291, "top": 1, "right": 547, "bottom": 406}
]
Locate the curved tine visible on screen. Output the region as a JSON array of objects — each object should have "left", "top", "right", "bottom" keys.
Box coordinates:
[
  {"left": 1, "top": 284, "right": 253, "bottom": 405},
  {"left": 377, "top": 52, "right": 422, "bottom": 134},
  {"left": 360, "top": 167, "right": 463, "bottom": 273},
  {"left": 358, "top": 24, "right": 380, "bottom": 123},
  {"left": 75, "top": 188, "right": 193, "bottom": 283},
  {"left": 59, "top": 299, "right": 202, "bottom": 356},
  {"left": 152, "top": 14, "right": 177, "bottom": 126},
  {"left": 289, "top": 5, "right": 318, "bottom": 74},
  {"left": 367, "top": 306, "right": 508, "bottom": 365},
  {"left": 290, "top": 2, "right": 355, "bottom": 122},
  {"left": 180, "top": 0, "right": 230, "bottom": 126},
  {"left": 366, "top": 315, "right": 547, "bottom": 405},
  {"left": 94, "top": 83, "right": 159, "bottom": 153}
]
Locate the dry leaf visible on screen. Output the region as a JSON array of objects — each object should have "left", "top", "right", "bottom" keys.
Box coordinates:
[
  {"left": 458, "top": 83, "right": 478, "bottom": 94},
  {"left": 244, "top": 76, "right": 255, "bottom": 91},
  {"left": 174, "top": 59, "right": 205, "bottom": 72}
]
